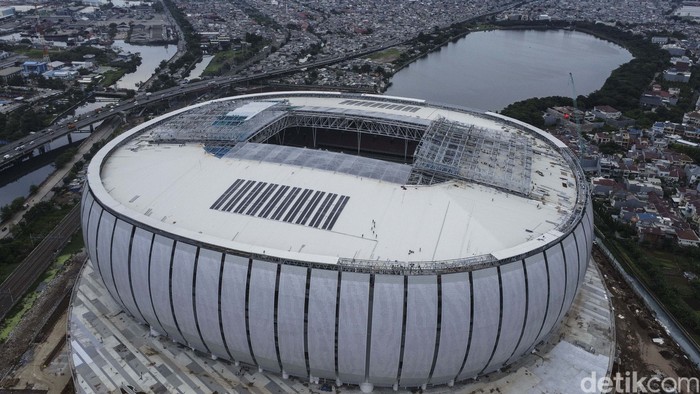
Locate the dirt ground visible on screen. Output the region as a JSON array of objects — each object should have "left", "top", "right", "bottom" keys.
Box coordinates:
[
  {"left": 593, "top": 245, "right": 700, "bottom": 393},
  {"left": 0, "top": 253, "right": 84, "bottom": 393}
]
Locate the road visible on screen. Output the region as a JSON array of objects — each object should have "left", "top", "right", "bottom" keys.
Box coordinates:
[{"left": 0, "top": 41, "right": 401, "bottom": 170}]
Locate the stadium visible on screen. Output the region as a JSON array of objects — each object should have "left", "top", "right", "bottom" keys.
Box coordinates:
[{"left": 78, "top": 91, "right": 593, "bottom": 391}]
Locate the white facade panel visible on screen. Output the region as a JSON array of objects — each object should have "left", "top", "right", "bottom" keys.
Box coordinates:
[
  {"left": 221, "top": 254, "right": 253, "bottom": 364},
  {"left": 96, "top": 212, "right": 120, "bottom": 308},
  {"left": 430, "top": 272, "right": 469, "bottom": 384},
  {"left": 111, "top": 219, "right": 139, "bottom": 321},
  {"left": 537, "top": 246, "right": 565, "bottom": 345},
  {"left": 459, "top": 267, "right": 500, "bottom": 380},
  {"left": 86, "top": 202, "right": 102, "bottom": 267},
  {"left": 583, "top": 210, "right": 594, "bottom": 261},
  {"left": 130, "top": 228, "right": 162, "bottom": 333},
  {"left": 337, "top": 272, "right": 370, "bottom": 384},
  {"left": 368, "top": 275, "right": 403, "bottom": 385},
  {"left": 399, "top": 276, "right": 437, "bottom": 387},
  {"left": 585, "top": 201, "right": 594, "bottom": 234},
  {"left": 487, "top": 261, "right": 526, "bottom": 371},
  {"left": 172, "top": 242, "right": 205, "bottom": 351},
  {"left": 508, "top": 253, "right": 547, "bottom": 363},
  {"left": 277, "top": 264, "right": 307, "bottom": 378},
  {"left": 194, "top": 248, "right": 227, "bottom": 359},
  {"left": 574, "top": 224, "right": 588, "bottom": 285},
  {"left": 81, "top": 190, "right": 94, "bottom": 246},
  {"left": 248, "top": 260, "right": 280, "bottom": 372},
  {"left": 562, "top": 235, "right": 580, "bottom": 313},
  {"left": 149, "top": 235, "right": 184, "bottom": 343},
  {"left": 308, "top": 269, "right": 337, "bottom": 379}
]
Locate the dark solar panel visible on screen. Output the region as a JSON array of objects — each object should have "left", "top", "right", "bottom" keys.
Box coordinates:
[
  {"left": 234, "top": 182, "right": 267, "bottom": 213},
  {"left": 310, "top": 193, "right": 336, "bottom": 228},
  {"left": 210, "top": 179, "right": 244, "bottom": 210},
  {"left": 247, "top": 183, "right": 277, "bottom": 215},
  {"left": 260, "top": 185, "right": 289, "bottom": 218},
  {"left": 211, "top": 179, "right": 350, "bottom": 231},
  {"left": 409, "top": 107, "right": 420, "bottom": 113},
  {"left": 323, "top": 195, "right": 350, "bottom": 230},
  {"left": 283, "top": 189, "right": 312, "bottom": 222},
  {"left": 272, "top": 187, "right": 301, "bottom": 220},
  {"left": 296, "top": 191, "right": 324, "bottom": 225},
  {"left": 222, "top": 180, "right": 255, "bottom": 211}
]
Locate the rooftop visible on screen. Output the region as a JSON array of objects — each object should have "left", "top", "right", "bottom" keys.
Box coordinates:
[{"left": 92, "top": 93, "right": 583, "bottom": 267}]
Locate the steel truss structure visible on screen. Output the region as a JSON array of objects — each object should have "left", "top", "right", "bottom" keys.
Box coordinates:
[
  {"left": 409, "top": 117, "right": 533, "bottom": 196},
  {"left": 148, "top": 100, "right": 429, "bottom": 147}
]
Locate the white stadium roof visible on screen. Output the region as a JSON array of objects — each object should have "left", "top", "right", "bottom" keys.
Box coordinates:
[{"left": 93, "top": 92, "right": 582, "bottom": 267}]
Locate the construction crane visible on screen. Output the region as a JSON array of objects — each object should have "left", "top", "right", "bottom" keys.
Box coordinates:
[
  {"left": 34, "top": 4, "right": 50, "bottom": 63},
  {"left": 569, "top": 72, "right": 585, "bottom": 158}
]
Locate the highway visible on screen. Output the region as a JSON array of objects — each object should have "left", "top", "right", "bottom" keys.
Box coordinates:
[{"left": 0, "top": 40, "right": 401, "bottom": 170}]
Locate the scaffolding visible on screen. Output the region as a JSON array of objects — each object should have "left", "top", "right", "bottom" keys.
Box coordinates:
[
  {"left": 147, "top": 100, "right": 429, "bottom": 148},
  {"left": 148, "top": 100, "right": 292, "bottom": 144},
  {"left": 409, "top": 117, "right": 533, "bottom": 196}
]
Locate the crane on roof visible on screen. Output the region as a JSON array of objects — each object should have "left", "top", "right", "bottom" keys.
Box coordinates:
[{"left": 569, "top": 72, "right": 585, "bottom": 158}]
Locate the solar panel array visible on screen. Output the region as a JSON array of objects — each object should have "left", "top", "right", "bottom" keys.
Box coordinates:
[
  {"left": 211, "top": 179, "right": 350, "bottom": 231},
  {"left": 339, "top": 99, "right": 421, "bottom": 113}
]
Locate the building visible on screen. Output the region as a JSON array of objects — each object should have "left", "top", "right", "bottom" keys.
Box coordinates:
[
  {"left": 0, "top": 66, "right": 21, "bottom": 82},
  {"left": 0, "top": 7, "right": 14, "bottom": 19},
  {"left": 592, "top": 105, "right": 621, "bottom": 120},
  {"left": 77, "top": 92, "right": 593, "bottom": 392},
  {"left": 21, "top": 61, "right": 47, "bottom": 76}
]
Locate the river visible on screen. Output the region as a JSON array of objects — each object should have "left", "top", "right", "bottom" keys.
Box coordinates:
[
  {"left": 385, "top": 29, "right": 633, "bottom": 111},
  {"left": 112, "top": 40, "right": 177, "bottom": 90},
  {"left": 0, "top": 40, "right": 175, "bottom": 206}
]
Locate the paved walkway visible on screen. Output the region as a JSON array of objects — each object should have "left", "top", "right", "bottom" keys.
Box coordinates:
[{"left": 68, "top": 259, "right": 614, "bottom": 394}]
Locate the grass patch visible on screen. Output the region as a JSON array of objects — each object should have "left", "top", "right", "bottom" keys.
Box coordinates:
[
  {"left": 14, "top": 48, "right": 52, "bottom": 58},
  {"left": 0, "top": 291, "right": 39, "bottom": 343},
  {"left": 367, "top": 48, "right": 401, "bottom": 62},
  {"left": 202, "top": 50, "right": 242, "bottom": 76},
  {"left": 101, "top": 69, "right": 126, "bottom": 87},
  {"left": 62, "top": 232, "right": 85, "bottom": 256}
]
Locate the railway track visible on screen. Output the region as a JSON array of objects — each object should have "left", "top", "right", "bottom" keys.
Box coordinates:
[{"left": 0, "top": 205, "right": 81, "bottom": 322}]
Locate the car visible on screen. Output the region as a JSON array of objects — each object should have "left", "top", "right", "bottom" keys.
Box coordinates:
[{"left": 29, "top": 140, "right": 35, "bottom": 145}]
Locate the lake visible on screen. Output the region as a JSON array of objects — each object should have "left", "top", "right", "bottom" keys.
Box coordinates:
[{"left": 385, "top": 29, "right": 633, "bottom": 111}]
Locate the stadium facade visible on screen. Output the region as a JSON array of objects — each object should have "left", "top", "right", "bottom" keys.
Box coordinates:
[{"left": 79, "top": 92, "right": 593, "bottom": 391}]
